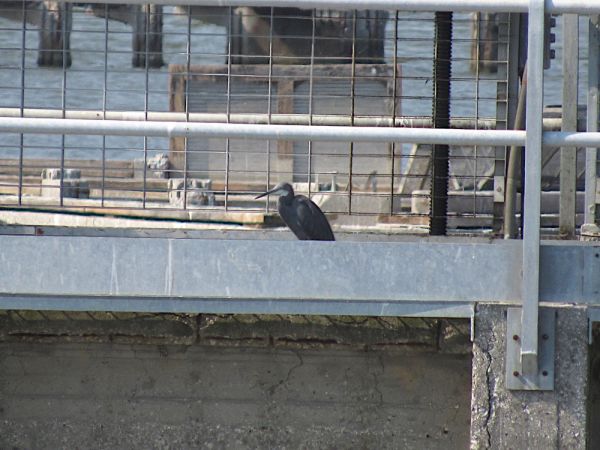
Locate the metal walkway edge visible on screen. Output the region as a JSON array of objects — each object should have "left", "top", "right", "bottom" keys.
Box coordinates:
[{"left": 1, "top": 235, "right": 598, "bottom": 316}]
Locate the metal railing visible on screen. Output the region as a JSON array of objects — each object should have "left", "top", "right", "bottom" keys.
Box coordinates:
[
  {"left": 1, "top": 0, "right": 600, "bottom": 390},
  {"left": 0, "top": 3, "right": 518, "bottom": 230},
  {"left": 0, "top": 1, "right": 597, "bottom": 230}
]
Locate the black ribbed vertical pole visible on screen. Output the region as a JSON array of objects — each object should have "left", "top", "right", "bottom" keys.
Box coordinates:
[{"left": 430, "top": 12, "right": 453, "bottom": 235}]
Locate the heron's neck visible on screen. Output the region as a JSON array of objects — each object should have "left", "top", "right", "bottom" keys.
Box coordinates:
[{"left": 279, "top": 191, "right": 293, "bottom": 205}]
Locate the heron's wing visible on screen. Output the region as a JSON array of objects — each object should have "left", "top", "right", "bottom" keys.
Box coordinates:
[
  {"left": 294, "top": 195, "right": 335, "bottom": 241},
  {"left": 279, "top": 204, "right": 311, "bottom": 240}
]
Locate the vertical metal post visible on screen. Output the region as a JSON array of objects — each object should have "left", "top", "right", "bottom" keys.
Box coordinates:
[
  {"left": 585, "top": 16, "right": 600, "bottom": 229},
  {"left": 224, "top": 7, "right": 233, "bottom": 211},
  {"left": 101, "top": 4, "right": 109, "bottom": 208},
  {"left": 559, "top": 14, "right": 579, "bottom": 237},
  {"left": 183, "top": 6, "right": 192, "bottom": 209},
  {"left": 307, "top": 10, "right": 316, "bottom": 190},
  {"left": 348, "top": 11, "right": 358, "bottom": 214},
  {"left": 18, "top": 0, "right": 26, "bottom": 206},
  {"left": 266, "top": 7, "right": 274, "bottom": 201},
  {"left": 390, "top": 11, "right": 400, "bottom": 215},
  {"left": 521, "top": 0, "right": 545, "bottom": 379},
  {"left": 494, "top": 13, "right": 517, "bottom": 235}
]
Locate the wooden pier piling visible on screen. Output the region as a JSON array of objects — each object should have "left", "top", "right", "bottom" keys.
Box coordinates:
[
  {"left": 87, "top": 3, "right": 164, "bottom": 69},
  {"left": 37, "top": 1, "right": 72, "bottom": 68},
  {"left": 131, "top": 4, "right": 164, "bottom": 69},
  {"left": 470, "top": 12, "right": 499, "bottom": 74}
]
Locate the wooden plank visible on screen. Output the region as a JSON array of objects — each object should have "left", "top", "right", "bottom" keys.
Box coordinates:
[
  {"left": 168, "top": 63, "right": 398, "bottom": 84},
  {"left": 0, "top": 196, "right": 275, "bottom": 225},
  {"left": 559, "top": 14, "right": 579, "bottom": 237},
  {"left": 0, "top": 176, "right": 41, "bottom": 196},
  {"left": 168, "top": 65, "right": 187, "bottom": 170},
  {"left": 0, "top": 175, "right": 168, "bottom": 189},
  {"left": 0, "top": 158, "right": 133, "bottom": 168},
  {"left": 88, "top": 189, "right": 166, "bottom": 202},
  {"left": 0, "top": 158, "right": 134, "bottom": 178},
  {"left": 0, "top": 173, "right": 285, "bottom": 197},
  {"left": 377, "top": 215, "right": 429, "bottom": 226},
  {"left": 277, "top": 80, "right": 295, "bottom": 159},
  {"left": 585, "top": 15, "right": 600, "bottom": 226}
]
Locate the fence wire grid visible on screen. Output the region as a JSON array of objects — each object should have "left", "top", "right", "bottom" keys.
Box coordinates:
[{"left": 0, "top": 3, "right": 593, "bottom": 234}]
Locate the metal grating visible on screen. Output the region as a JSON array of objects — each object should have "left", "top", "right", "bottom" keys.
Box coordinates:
[{"left": 0, "top": 4, "right": 517, "bottom": 233}]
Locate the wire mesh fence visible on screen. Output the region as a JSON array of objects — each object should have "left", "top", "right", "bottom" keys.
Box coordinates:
[{"left": 0, "top": 3, "right": 592, "bottom": 235}]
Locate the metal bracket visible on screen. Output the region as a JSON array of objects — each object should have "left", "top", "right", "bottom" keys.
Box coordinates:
[{"left": 506, "top": 307, "right": 555, "bottom": 390}]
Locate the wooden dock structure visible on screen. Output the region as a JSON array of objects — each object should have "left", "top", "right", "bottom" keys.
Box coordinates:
[
  {"left": 0, "top": 1, "right": 164, "bottom": 68},
  {"left": 0, "top": 3, "right": 388, "bottom": 68}
]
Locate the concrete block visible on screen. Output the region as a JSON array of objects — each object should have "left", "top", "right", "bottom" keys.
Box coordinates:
[
  {"left": 470, "top": 304, "right": 588, "bottom": 449},
  {"left": 411, "top": 189, "right": 430, "bottom": 214},
  {"left": 42, "top": 168, "right": 81, "bottom": 180},
  {"left": 134, "top": 153, "right": 170, "bottom": 179},
  {"left": 168, "top": 178, "right": 214, "bottom": 207},
  {"left": 40, "top": 168, "right": 89, "bottom": 199},
  {"left": 581, "top": 223, "right": 600, "bottom": 241}
]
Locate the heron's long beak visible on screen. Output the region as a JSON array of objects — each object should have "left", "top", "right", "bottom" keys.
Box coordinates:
[{"left": 255, "top": 187, "right": 277, "bottom": 199}]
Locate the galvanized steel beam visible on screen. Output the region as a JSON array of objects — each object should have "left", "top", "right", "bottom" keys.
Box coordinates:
[
  {"left": 0, "top": 295, "right": 474, "bottom": 318},
  {"left": 0, "top": 236, "right": 523, "bottom": 305},
  {"left": 0, "top": 236, "right": 600, "bottom": 315},
  {"left": 519, "top": 0, "right": 545, "bottom": 384}
]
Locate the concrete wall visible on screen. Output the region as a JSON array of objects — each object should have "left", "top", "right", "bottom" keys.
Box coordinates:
[
  {"left": 470, "top": 305, "right": 590, "bottom": 449},
  {"left": 588, "top": 323, "right": 600, "bottom": 447},
  {"left": 0, "top": 315, "right": 472, "bottom": 449},
  {"left": 3, "top": 308, "right": 599, "bottom": 449}
]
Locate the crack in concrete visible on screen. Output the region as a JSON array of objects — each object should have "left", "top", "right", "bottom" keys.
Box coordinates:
[
  {"left": 285, "top": 350, "right": 304, "bottom": 386},
  {"left": 371, "top": 352, "right": 385, "bottom": 406},
  {"left": 480, "top": 323, "right": 496, "bottom": 449},
  {"left": 482, "top": 345, "right": 493, "bottom": 449},
  {"left": 267, "top": 350, "right": 304, "bottom": 396}
]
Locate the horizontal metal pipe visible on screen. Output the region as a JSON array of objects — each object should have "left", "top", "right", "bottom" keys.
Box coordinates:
[
  {"left": 3, "top": 117, "right": 598, "bottom": 147},
  {"left": 0, "top": 108, "right": 571, "bottom": 130},
  {"left": 544, "top": 131, "right": 600, "bottom": 147},
  {"left": 0, "top": 116, "right": 526, "bottom": 146},
  {"left": 546, "top": 0, "right": 600, "bottom": 14},
  {"left": 0, "top": 108, "right": 498, "bottom": 129},
  {"left": 35, "top": 0, "right": 600, "bottom": 14}
]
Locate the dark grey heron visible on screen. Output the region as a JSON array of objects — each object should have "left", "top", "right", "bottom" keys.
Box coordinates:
[{"left": 255, "top": 182, "right": 335, "bottom": 241}]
